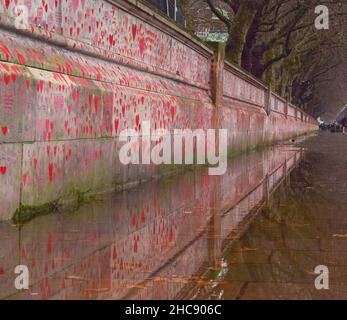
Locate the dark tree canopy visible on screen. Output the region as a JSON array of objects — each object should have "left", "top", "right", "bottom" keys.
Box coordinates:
[{"left": 183, "top": 0, "right": 347, "bottom": 118}]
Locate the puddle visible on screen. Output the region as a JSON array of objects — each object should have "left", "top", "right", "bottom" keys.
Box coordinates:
[{"left": 0, "top": 143, "right": 305, "bottom": 300}]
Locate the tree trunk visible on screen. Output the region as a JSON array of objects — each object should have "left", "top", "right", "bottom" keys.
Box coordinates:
[{"left": 225, "top": 2, "right": 257, "bottom": 66}]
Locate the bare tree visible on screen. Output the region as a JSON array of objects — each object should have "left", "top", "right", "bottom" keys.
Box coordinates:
[{"left": 186, "top": 0, "right": 347, "bottom": 117}]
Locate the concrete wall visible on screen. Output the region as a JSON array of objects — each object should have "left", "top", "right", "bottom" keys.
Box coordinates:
[{"left": 0, "top": 0, "right": 317, "bottom": 220}]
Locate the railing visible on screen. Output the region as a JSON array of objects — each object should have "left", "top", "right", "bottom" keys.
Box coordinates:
[{"left": 144, "top": 0, "right": 186, "bottom": 26}]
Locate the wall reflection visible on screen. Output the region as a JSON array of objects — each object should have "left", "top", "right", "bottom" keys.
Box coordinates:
[{"left": 0, "top": 144, "right": 303, "bottom": 300}]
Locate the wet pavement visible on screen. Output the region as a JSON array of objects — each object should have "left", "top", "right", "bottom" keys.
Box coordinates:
[
  {"left": 183, "top": 132, "right": 347, "bottom": 300},
  {"left": 1, "top": 132, "right": 347, "bottom": 300}
]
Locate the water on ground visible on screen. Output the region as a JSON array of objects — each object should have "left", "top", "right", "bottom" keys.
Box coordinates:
[{"left": 1, "top": 132, "right": 346, "bottom": 300}]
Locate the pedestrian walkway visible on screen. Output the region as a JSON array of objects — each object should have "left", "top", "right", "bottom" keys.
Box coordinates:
[{"left": 183, "top": 132, "right": 347, "bottom": 300}]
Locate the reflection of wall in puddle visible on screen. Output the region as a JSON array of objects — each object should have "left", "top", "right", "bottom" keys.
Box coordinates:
[
  {"left": 0, "top": 145, "right": 303, "bottom": 300},
  {"left": 219, "top": 147, "right": 301, "bottom": 246}
]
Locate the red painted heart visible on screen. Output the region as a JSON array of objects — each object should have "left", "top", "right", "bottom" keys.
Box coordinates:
[
  {"left": 3, "top": 74, "right": 10, "bottom": 85},
  {"left": 132, "top": 24, "right": 137, "bottom": 40},
  {"left": 1, "top": 126, "right": 8, "bottom": 136},
  {"left": 109, "top": 34, "right": 114, "bottom": 47},
  {"left": 0, "top": 166, "right": 6, "bottom": 175},
  {"left": 139, "top": 38, "right": 145, "bottom": 55}
]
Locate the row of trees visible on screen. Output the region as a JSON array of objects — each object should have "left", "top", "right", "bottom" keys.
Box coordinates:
[{"left": 182, "top": 0, "right": 347, "bottom": 117}]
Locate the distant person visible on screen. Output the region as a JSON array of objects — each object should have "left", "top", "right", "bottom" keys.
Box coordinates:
[
  {"left": 342, "top": 119, "right": 347, "bottom": 135},
  {"left": 336, "top": 105, "right": 347, "bottom": 134}
]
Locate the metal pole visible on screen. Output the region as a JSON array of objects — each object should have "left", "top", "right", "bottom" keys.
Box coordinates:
[{"left": 174, "top": 0, "right": 177, "bottom": 20}]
